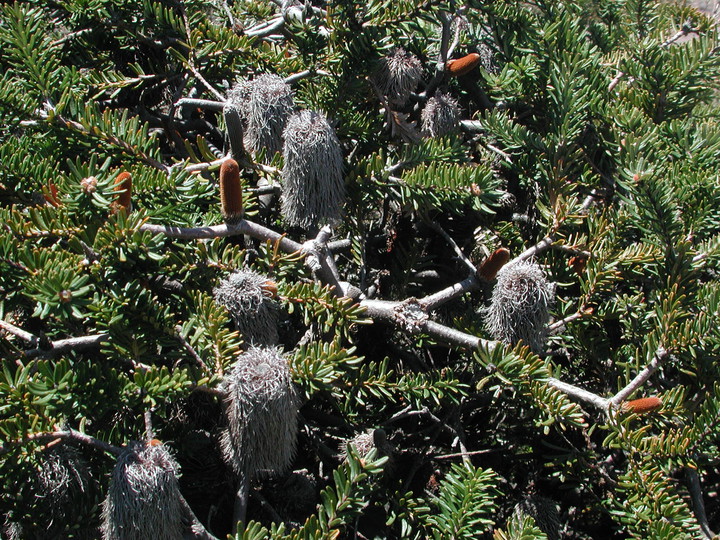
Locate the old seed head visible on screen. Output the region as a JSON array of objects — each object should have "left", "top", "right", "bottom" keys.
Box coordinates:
[
  {"left": 376, "top": 48, "right": 423, "bottom": 107},
  {"left": 101, "top": 442, "right": 183, "bottom": 540},
  {"left": 213, "top": 269, "right": 280, "bottom": 346},
  {"left": 281, "top": 110, "right": 344, "bottom": 229},
  {"left": 421, "top": 91, "right": 461, "bottom": 137},
  {"left": 483, "top": 260, "right": 554, "bottom": 354},
  {"left": 221, "top": 346, "right": 299, "bottom": 479},
  {"left": 512, "top": 495, "right": 561, "bottom": 540},
  {"left": 235, "top": 74, "right": 295, "bottom": 160}
]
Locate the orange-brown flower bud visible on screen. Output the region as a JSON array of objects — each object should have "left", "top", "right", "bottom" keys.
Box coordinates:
[
  {"left": 43, "top": 181, "right": 62, "bottom": 207},
  {"left": 113, "top": 172, "right": 132, "bottom": 212},
  {"left": 568, "top": 255, "right": 588, "bottom": 275},
  {"left": 147, "top": 439, "right": 163, "bottom": 447},
  {"left": 622, "top": 397, "right": 662, "bottom": 414},
  {"left": 220, "top": 158, "right": 244, "bottom": 223},
  {"left": 446, "top": 53, "right": 481, "bottom": 77},
  {"left": 478, "top": 248, "right": 511, "bottom": 281}
]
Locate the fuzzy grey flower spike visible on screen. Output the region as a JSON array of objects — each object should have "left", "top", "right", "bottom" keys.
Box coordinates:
[
  {"left": 483, "top": 260, "right": 554, "bottom": 354},
  {"left": 281, "top": 110, "right": 344, "bottom": 229},
  {"left": 221, "top": 346, "right": 299, "bottom": 480}
]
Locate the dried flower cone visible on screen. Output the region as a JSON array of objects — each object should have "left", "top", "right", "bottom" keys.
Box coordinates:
[
  {"left": 622, "top": 397, "right": 662, "bottom": 414},
  {"left": 478, "top": 248, "right": 511, "bottom": 281},
  {"left": 483, "top": 260, "right": 554, "bottom": 354},
  {"left": 421, "top": 91, "right": 461, "bottom": 137},
  {"left": 213, "top": 269, "right": 280, "bottom": 345},
  {"left": 245, "top": 74, "right": 295, "bottom": 159},
  {"left": 446, "top": 53, "right": 482, "bottom": 77},
  {"left": 221, "top": 346, "right": 299, "bottom": 480},
  {"left": 220, "top": 158, "right": 244, "bottom": 223},
  {"left": 376, "top": 48, "right": 423, "bottom": 106},
  {"left": 512, "top": 495, "right": 561, "bottom": 540},
  {"left": 281, "top": 110, "right": 344, "bottom": 229},
  {"left": 101, "top": 441, "right": 183, "bottom": 540},
  {"left": 113, "top": 172, "right": 132, "bottom": 212}
]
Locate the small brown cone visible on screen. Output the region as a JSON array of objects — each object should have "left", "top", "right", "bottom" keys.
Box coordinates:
[
  {"left": 622, "top": 397, "right": 662, "bottom": 414},
  {"left": 478, "top": 248, "right": 511, "bottom": 281},
  {"left": 446, "top": 53, "right": 482, "bottom": 77},
  {"left": 113, "top": 172, "right": 132, "bottom": 212},
  {"left": 220, "top": 158, "right": 243, "bottom": 223}
]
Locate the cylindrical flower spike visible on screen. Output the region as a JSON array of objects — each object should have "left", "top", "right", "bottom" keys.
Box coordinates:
[
  {"left": 281, "top": 110, "right": 344, "bottom": 230},
  {"left": 221, "top": 346, "right": 299, "bottom": 480},
  {"left": 245, "top": 74, "right": 295, "bottom": 160},
  {"left": 446, "top": 53, "right": 482, "bottom": 77},
  {"left": 213, "top": 269, "right": 280, "bottom": 346},
  {"left": 421, "top": 91, "right": 461, "bottom": 138},
  {"left": 483, "top": 260, "right": 555, "bottom": 354},
  {"left": 512, "top": 495, "right": 561, "bottom": 540},
  {"left": 113, "top": 172, "right": 132, "bottom": 212},
  {"left": 477, "top": 247, "right": 511, "bottom": 281},
  {"left": 219, "top": 158, "right": 244, "bottom": 223},
  {"left": 622, "top": 397, "right": 662, "bottom": 414},
  {"left": 101, "top": 441, "right": 183, "bottom": 540}
]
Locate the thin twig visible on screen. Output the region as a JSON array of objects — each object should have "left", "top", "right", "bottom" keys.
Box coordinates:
[
  {"left": 176, "top": 98, "right": 226, "bottom": 111},
  {"left": 25, "top": 334, "right": 108, "bottom": 359},
  {"left": 546, "top": 377, "right": 609, "bottom": 411},
  {"left": 427, "top": 221, "right": 478, "bottom": 276},
  {"left": 0, "top": 319, "right": 39, "bottom": 346},
  {"left": 419, "top": 275, "right": 479, "bottom": 312},
  {"left": 608, "top": 348, "right": 667, "bottom": 408},
  {"left": 433, "top": 448, "right": 500, "bottom": 460},
  {"left": 0, "top": 428, "right": 121, "bottom": 457}
]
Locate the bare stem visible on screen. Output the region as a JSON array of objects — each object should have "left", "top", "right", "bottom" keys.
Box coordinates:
[
  {"left": 546, "top": 377, "right": 609, "bottom": 411},
  {"left": 0, "top": 428, "right": 122, "bottom": 457}
]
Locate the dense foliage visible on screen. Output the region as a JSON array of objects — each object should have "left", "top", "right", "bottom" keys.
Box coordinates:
[{"left": 1, "top": 0, "right": 720, "bottom": 538}]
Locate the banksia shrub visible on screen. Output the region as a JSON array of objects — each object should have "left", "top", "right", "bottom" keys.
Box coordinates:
[
  {"left": 376, "top": 47, "right": 423, "bottom": 106},
  {"left": 243, "top": 74, "right": 295, "bottom": 159},
  {"left": 421, "top": 91, "right": 461, "bottom": 137},
  {"left": 281, "top": 110, "right": 344, "bottom": 229},
  {"left": 483, "top": 260, "right": 554, "bottom": 353},
  {"left": 101, "top": 441, "right": 183, "bottom": 540},
  {"left": 213, "top": 269, "right": 280, "bottom": 345},
  {"left": 221, "top": 346, "right": 299, "bottom": 479},
  {"left": 219, "top": 158, "right": 244, "bottom": 223},
  {"left": 512, "top": 495, "right": 561, "bottom": 540}
]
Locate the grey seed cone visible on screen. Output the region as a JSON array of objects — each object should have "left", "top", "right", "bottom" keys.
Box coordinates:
[
  {"left": 421, "top": 92, "right": 461, "bottom": 137},
  {"left": 483, "top": 260, "right": 554, "bottom": 354},
  {"left": 281, "top": 110, "right": 344, "bottom": 229},
  {"left": 512, "top": 495, "right": 561, "bottom": 540},
  {"left": 221, "top": 346, "right": 299, "bottom": 480},
  {"left": 340, "top": 428, "right": 393, "bottom": 462},
  {"left": 235, "top": 74, "right": 295, "bottom": 160},
  {"left": 376, "top": 48, "right": 423, "bottom": 106},
  {"left": 101, "top": 442, "right": 183, "bottom": 540},
  {"left": 213, "top": 270, "right": 280, "bottom": 346}
]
